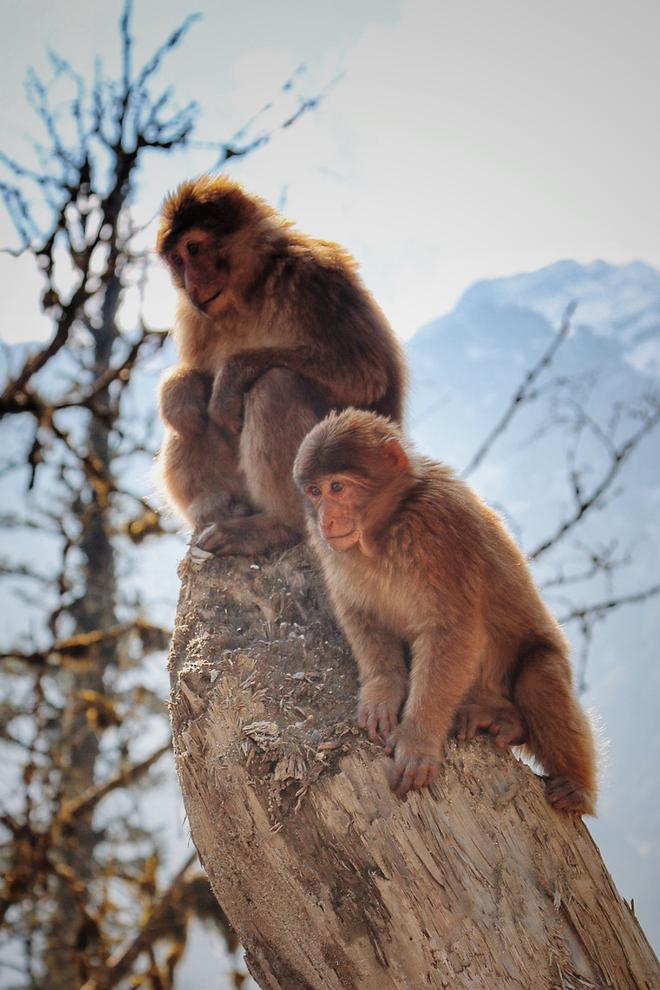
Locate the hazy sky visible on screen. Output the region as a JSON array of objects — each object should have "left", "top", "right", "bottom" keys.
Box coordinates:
[{"left": 1, "top": 0, "right": 659, "bottom": 343}]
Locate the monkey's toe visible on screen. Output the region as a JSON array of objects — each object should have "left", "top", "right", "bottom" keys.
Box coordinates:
[
  {"left": 455, "top": 703, "right": 527, "bottom": 749},
  {"left": 196, "top": 522, "right": 225, "bottom": 552},
  {"left": 387, "top": 754, "right": 438, "bottom": 798},
  {"left": 490, "top": 717, "right": 527, "bottom": 748},
  {"left": 545, "top": 776, "right": 593, "bottom": 815},
  {"left": 384, "top": 724, "right": 439, "bottom": 798},
  {"left": 196, "top": 521, "right": 244, "bottom": 555},
  {"left": 454, "top": 711, "right": 477, "bottom": 742},
  {"left": 358, "top": 681, "right": 405, "bottom": 744},
  {"left": 358, "top": 701, "right": 400, "bottom": 743}
]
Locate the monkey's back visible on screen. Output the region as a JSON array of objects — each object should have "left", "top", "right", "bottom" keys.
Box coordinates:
[{"left": 391, "top": 463, "right": 566, "bottom": 662}]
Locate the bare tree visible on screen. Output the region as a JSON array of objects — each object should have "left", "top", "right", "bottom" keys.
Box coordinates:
[{"left": 0, "top": 2, "right": 322, "bottom": 986}]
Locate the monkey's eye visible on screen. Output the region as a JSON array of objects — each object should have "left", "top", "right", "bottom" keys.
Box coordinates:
[
  {"left": 306, "top": 484, "right": 321, "bottom": 499},
  {"left": 330, "top": 481, "right": 344, "bottom": 493},
  {"left": 171, "top": 253, "right": 183, "bottom": 269},
  {"left": 186, "top": 241, "right": 200, "bottom": 257}
]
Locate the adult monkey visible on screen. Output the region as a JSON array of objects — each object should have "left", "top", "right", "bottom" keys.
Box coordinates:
[
  {"left": 156, "top": 176, "right": 407, "bottom": 555},
  {"left": 294, "top": 408, "right": 598, "bottom": 814}
]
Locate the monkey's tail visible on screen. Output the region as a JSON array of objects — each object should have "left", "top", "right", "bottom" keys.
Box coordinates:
[{"left": 514, "top": 640, "right": 598, "bottom": 815}]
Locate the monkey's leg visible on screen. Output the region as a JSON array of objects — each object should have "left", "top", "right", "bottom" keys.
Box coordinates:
[
  {"left": 198, "top": 370, "right": 319, "bottom": 556},
  {"left": 334, "top": 605, "right": 408, "bottom": 742},
  {"left": 159, "top": 425, "right": 248, "bottom": 530},
  {"left": 455, "top": 690, "right": 527, "bottom": 749},
  {"left": 514, "top": 644, "right": 597, "bottom": 815},
  {"left": 385, "top": 626, "right": 480, "bottom": 798}
]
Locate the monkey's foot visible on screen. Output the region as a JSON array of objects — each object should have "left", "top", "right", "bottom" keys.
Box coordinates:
[
  {"left": 196, "top": 513, "right": 298, "bottom": 556},
  {"left": 384, "top": 722, "right": 439, "bottom": 798},
  {"left": 455, "top": 702, "right": 527, "bottom": 749},
  {"left": 545, "top": 776, "right": 594, "bottom": 816},
  {"left": 189, "top": 495, "right": 249, "bottom": 530},
  {"left": 358, "top": 677, "right": 406, "bottom": 743}
]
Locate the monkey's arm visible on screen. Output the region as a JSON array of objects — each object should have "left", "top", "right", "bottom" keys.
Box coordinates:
[
  {"left": 209, "top": 336, "right": 395, "bottom": 431},
  {"left": 208, "top": 347, "right": 327, "bottom": 432},
  {"left": 160, "top": 367, "right": 212, "bottom": 436},
  {"left": 386, "top": 623, "right": 480, "bottom": 797},
  {"left": 335, "top": 604, "right": 408, "bottom": 742}
]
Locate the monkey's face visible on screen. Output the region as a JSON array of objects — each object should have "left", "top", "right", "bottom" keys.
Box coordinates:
[
  {"left": 165, "top": 227, "right": 233, "bottom": 317},
  {"left": 301, "top": 474, "right": 367, "bottom": 553}
]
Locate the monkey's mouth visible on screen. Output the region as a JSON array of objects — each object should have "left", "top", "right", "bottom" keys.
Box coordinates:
[
  {"left": 197, "top": 289, "right": 223, "bottom": 312},
  {"left": 325, "top": 530, "right": 359, "bottom": 551}
]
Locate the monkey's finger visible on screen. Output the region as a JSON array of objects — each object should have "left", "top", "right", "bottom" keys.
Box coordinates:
[
  {"left": 197, "top": 523, "right": 242, "bottom": 555},
  {"left": 380, "top": 712, "right": 396, "bottom": 741},
  {"left": 376, "top": 704, "right": 398, "bottom": 741},
  {"left": 549, "top": 792, "right": 578, "bottom": 813},
  {"left": 456, "top": 711, "right": 485, "bottom": 742},
  {"left": 487, "top": 722, "right": 506, "bottom": 747},
  {"left": 391, "top": 760, "right": 419, "bottom": 798},
  {"left": 196, "top": 524, "right": 226, "bottom": 552},
  {"left": 367, "top": 715, "right": 380, "bottom": 742},
  {"left": 458, "top": 727, "right": 471, "bottom": 742},
  {"left": 386, "top": 757, "right": 405, "bottom": 792},
  {"left": 493, "top": 722, "right": 524, "bottom": 748},
  {"left": 196, "top": 523, "right": 219, "bottom": 548},
  {"left": 546, "top": 777, "right": 585, "bottom": 812},
  {"left": 412, "top": 761, "right": 433, "bottom": 790}
]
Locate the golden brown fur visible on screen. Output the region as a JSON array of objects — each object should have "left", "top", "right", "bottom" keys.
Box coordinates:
[
  {"left": 156, "top": 176, "right": 407, "bottom": 554},
  {"left": 294, "top": 408, "right": 598, "bottom": 813}
]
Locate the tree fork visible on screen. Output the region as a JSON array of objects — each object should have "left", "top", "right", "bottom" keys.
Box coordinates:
[{"left": 168, "top": 545, "right": 658, "bottom": 990}]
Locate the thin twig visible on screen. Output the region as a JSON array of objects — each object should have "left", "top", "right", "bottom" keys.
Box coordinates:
[{"left": 461, "top": 301, "right": 576, "bottom": 478}]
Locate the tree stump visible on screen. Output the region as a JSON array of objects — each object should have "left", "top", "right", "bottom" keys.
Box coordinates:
[{"left": 168, "top": 545, "right": 658, "bottom": 990}]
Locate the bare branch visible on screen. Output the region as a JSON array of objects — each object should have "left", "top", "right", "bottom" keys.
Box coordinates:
[
  {"left": 79, "top": 852, "right": 198, "bottom": 990},
  {"left": 0, "top": 620, "right": 171, "bottom": 668},
  {"left": 539, "top": 540, "right": 630, "bottom": 591},
  {"left": 461, "top": 302, "right": 576, "bottom": 478},
  {"left": 59, "top": 742, "right": 170, "bottom": 821},
  {"left": 556, "top": 582, "right": 660, "bottom": 627},
  {"left": 529, "top": 400, "right": 660, "bottom": 560}
]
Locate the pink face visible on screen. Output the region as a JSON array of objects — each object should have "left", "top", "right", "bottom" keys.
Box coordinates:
[
  {"left": 302, "top": 475, "right": 365, "bottom": 552},
  {"left": 166, "top": 227, "right": 232, "bottom": 316}
]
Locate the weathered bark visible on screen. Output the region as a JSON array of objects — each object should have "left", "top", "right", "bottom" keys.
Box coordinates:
[{"left": 169, "top": 545, "right": 658, "bottom": 990}]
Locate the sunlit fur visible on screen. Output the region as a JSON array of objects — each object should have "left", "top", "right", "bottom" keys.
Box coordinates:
[
  {"left": 295, "top": 409, "right": 598, "bottom": 812},
  {"left": 156, "top": 176, "right": 407, "bottom": 555}
]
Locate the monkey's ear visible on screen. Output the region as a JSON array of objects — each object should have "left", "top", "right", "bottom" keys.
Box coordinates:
[{"left": 382, "top": 437, "right": 409, "bottom": 475}]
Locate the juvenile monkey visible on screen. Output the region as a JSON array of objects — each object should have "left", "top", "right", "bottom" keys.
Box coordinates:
[
  {"left": 293, "top": 409, "right": 598, "bottom": 814},
  {"left": 156, "top": 176, "right": 406, "bottom": 555}
]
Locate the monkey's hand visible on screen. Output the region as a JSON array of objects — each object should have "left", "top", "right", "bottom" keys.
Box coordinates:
[
  {"left": 357, "top": 675, "right": 406, "bottom": 743},
  {"left": 160, "top": 368, "right": 210, "bottom": 436},
  {"left": 384, "top": 721, "right": 440, "bottom": 798},
  {"left": 208, "top": 363, "right": 249, "bottom": 439},
  {"left": 210, "top": 347, "right": 315, "bottom": 436}
]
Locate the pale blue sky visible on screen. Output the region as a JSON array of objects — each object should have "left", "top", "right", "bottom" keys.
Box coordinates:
[{"left": 1, "top": 0, "right": 659, "bottom": 342}]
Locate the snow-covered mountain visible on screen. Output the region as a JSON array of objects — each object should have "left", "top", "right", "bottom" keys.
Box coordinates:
[{"left": 460, "top": 259, "right": 660, "bottom": 372}]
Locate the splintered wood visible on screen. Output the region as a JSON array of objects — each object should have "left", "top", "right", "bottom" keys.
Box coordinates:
[{"left": 168, "top": 546, "right": 659, "bottom": 990}]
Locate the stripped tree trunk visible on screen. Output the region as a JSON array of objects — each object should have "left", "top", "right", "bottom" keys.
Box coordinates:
[{"left": 168, "top": 545, "right": 658, "bottom": 990}]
